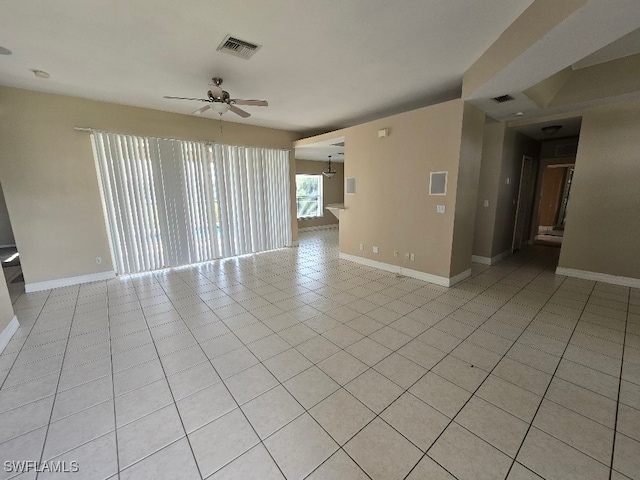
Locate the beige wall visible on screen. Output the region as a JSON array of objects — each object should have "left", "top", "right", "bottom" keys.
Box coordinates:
[
  {"left": 337, "top": 98, "right": 484, "bottom": 280},
  {"left": 450, "top": 103, "right": 486, "bottom": 277},
  {"left": 0, "top": 183, "right": 16, "bottom": 246},
  {"left": 473, "top": 121, "right": 505, "bottom": 258},
  {"left": 296, "top": 160, "right": 344, "bottom": 229},
  {"left": 473, "top": 124, "right": 540, "bottom": 259},
  {"left": 559, "top": 100, "right": 640, "bottom": 279},
  {"left": 0, "top": 277, "right": 15, "bottom": 339},
  {"left": 0, "top": 86, "right": 300, "bottom": 286}
]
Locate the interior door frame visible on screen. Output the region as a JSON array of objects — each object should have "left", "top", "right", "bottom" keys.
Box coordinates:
[{"left": 512, "top": 155, "right": 534, "bottom": 252}]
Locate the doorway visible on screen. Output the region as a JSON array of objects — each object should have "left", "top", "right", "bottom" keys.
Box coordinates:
[{"left": 534, "top": 163, "right": 575, "bottom": 247}]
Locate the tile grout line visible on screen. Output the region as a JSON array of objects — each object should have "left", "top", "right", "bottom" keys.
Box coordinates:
[
  {"left": 300, "top": 250, "right": 561, "bottom": 478},
  {"left": 608, "top": 286, "right": 631, "bottom": 480},
  {"left": 34, "top": 285, "right": 80, "bottom": 480},
  {"left": 402, "top": 254, "right": 565, "bottom": 479},
  {"left": 0, "top": 292, "right": 52, "bottom": 391},
  {"left": 106, "top": 280, "right": 122, "bottom": 480},
  {"left": 502, "top": 279, "right": 598, "bottom": 479},
  {"left": 151, "top": 273, "right": 291, "bottom": 480},
  {"left": 123, "top": 277, "right": 207, "bottom": 480}
]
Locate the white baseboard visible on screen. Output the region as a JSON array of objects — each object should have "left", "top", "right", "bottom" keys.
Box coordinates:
[
  {"left": 298, "top": 224, "right": 338, "bottom": 233},
  {"left": 0, "top": 316, "right": 19, "bottom": 354},
  {"left": 555, "top": 267, "right": 640, "bottom": 289},
  {"left": 339, "top": 253, "right": 470, "bottom": 287},
  {"left": 472, "top": 249, "right": 511, "bottom": 266},
  {"left": 25, "top": 270, "right": 116, "bottom": 293},
  {"left": 0, "top": 244, "right": 16, "bottom": 248}
]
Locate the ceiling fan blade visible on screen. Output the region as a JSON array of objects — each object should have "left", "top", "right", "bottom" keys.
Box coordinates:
[
  {"left": 231, "top": 99, "right": 269, "bottom": 107},
  {"left": 191, "top": 105, "right": 211, "bottom": 115},
  {"left": 229, "top": 105, "right": 251, "bottom": 118},
  {"left": 208, "top": 85, "right": 224, "bottom": 98},
  {"left": 164, "top": 95, "right": 209, "bottom": 102}
]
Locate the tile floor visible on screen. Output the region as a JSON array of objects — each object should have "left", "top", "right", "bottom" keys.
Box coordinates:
[{"left": 0, "top": 229, "right": 639, "bottom": 479}]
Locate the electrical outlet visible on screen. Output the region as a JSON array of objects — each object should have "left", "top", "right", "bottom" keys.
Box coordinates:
[
  {"left": 394, "top": 251, "right": 399, "bottom": 258},
  {"left": 436, "top": 205, "right": 446, "bottom": 214},
  {"left": 506, "top": 177, "right": 511, "bottom": 185},
  {"left": 359, "top": 243, "right": 364, "bottom": 251},
  {"left": 95, "top": 256, "right": 102, "bottom": 265},
  {"left": 373, "top": 246, "right": 379, "bottom": 254},
  {"left": 410, "top": 253, "right": 415, "bottom": 261},
  {"left": 483, "top": 200, "right": 489, "bottom": 207},
  {"left": 404, "top": 252, "right": 410, "bottom": 261}
]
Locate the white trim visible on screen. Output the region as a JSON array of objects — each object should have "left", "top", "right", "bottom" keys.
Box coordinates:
[
  {"left": 555, "top": 267, "right": 640, "bottom": 289},
  {"left": 298, "top": 224, "right": 338, "bottom": 233},
  {"left": 0, "top": 244, "right": 16, "bottom": 248},
  {"left": 25, "top": 270, "right": 116, "bottom": 293},
  {"left": 471, "top": 255, "right": 491, "bottom": 265},
  {"left": 472, "top": 249, "right": 511, "bottom": 266},
  {"left": 339, "top": 253, "right": 470, "bottom": 287},
  {"left": 0, "top": 316, "right": 19, "bottom": 354}
]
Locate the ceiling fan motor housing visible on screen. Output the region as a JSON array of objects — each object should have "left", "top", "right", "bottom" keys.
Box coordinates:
[{"left": 208, "top": 89, "right": 230, "bottom": 102}]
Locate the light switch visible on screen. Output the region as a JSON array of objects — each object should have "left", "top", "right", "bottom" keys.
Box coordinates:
[
  {"left": 436, "top": 205, "right": 446, "bottom": 214},
  {"left": 483, "top": 200, "right": 489, "bottom": 207},
  {"left": 373, "top": 246, "right": 379, "bottom": 254}
]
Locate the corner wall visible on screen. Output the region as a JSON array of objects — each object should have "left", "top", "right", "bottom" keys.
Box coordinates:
[
  {"left": 558, "top": 100, "right": 640, "bottom": 284},
  {"left": 473, "top": 123, "right": 540, "bottom": 262},
  {"left": 338, "top": 99, "right": 484, "bottom": 284},
  {"left": 0, "top": 279, "right": 17, "bottom": 353},
  {"left": 296, "top": 160, "right": 344, "bottom": 230},
  {"left": 0, "top": 86, "right": 300, "bottom": 288},
  {"left": 0, "top": 183, "right": 16, "bottom": 247}
]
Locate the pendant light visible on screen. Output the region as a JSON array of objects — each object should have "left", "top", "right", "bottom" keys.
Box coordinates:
[{"left": 323, "top": 155, "right": 336, "bottom": 178}]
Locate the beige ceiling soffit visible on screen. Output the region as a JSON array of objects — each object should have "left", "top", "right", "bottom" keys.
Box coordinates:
[
  {"left": 524, "top": 67, "right": 573, "bottom": 108},
  {"left": 462, "top": 0, "right": 587, "bottom": 99},
  {"left": 508, "top": 111, "right": 585, "bottom": 128},
  {"left": 293, "top": 129, "right": 349, "bottom": 148},
  {"left": 464, "top": 1, "right": 640, "bottom": 104},
  {"left": 546, "top": 54, "right": 640, "bottom": 108}
]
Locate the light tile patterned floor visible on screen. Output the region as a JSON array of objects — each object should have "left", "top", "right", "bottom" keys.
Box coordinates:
[{"left": 1, "top": 229, "right": 639, "bottom": 479}]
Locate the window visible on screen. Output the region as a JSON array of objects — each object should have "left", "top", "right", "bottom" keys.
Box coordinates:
[{"left": 296, "top": 174, "right": 323, "bottom": 218}]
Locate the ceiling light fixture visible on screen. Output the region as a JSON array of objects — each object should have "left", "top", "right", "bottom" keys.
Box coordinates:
[
  {"left": 33, "top": 69, "right": 50, "bottom": 78},
  {"left": 323, "top": 156, "right": 337, "bottom": 178},
  {"left": 513, "top": 112, "right": 524, "bottom": 117},
  {"left": 541, "top": 125, "right": 562, "bottom": 136},
  {"left": 210, "top": 102, "right": 230, "bottom": 115},
  {"left": 0, "top": 46, "right": 12, "bottom": 55}
]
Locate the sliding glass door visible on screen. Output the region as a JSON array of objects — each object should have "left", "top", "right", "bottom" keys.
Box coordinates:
[{"left": 91, "top": 131, "right": 291, "bottom": 275}]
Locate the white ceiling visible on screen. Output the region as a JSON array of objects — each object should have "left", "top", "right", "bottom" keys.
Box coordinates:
[
  {"left": 296, "top": 136, "right": 345, "bottom": 162},
  {"left": 0, "top": 0, "right": 533, "bottom": 133},
  {"left": 513, "top": 116, "right": 582, "bottom": 141}
]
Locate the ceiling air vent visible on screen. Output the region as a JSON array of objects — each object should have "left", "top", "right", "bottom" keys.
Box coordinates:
[
  {"left": 332, "top": 142, "right": 345, "bottom": 147},
  {"left": 217, "top": 35, "right": 261, "bottom": 60},
  {"left": 555, "top": 143, "right": 578, "bottom": 157},
  {"left": 492, "top": 94, "right": 515, "bottom": 103}
]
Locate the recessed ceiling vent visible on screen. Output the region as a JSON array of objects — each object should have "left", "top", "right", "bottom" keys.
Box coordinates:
[
  {"left": 492, "top": 94, "right": 515, "bottom": 103},
  {"left": 332, "top": 142, "right": 345, "bottom": 147},
  {"left": 217, "top": 35, "right": 261, "bottom": 60}
]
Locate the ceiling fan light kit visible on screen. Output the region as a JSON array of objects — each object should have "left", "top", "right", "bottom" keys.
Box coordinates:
[{"left": 164, "top": 77, "right": 268, "bottom": 119}]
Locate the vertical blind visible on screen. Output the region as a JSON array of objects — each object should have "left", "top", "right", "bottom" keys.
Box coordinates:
[{"left": 91, "top": 131, "right": 292, "bottom": 275}]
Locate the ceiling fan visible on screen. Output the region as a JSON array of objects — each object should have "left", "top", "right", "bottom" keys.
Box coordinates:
[{"left": 163, "top": 77, "right": 268, "bottom": 118}]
